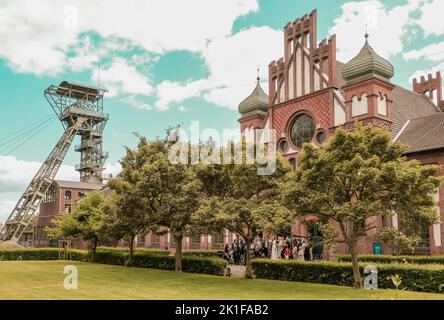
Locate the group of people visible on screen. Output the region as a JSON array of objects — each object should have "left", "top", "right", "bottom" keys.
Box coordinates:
[{"left": 223, "top": 235, "right": 323, "bottom": 265}]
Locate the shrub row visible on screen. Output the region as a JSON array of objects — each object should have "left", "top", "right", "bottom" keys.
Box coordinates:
[
  {"left": 98, "top": 247, "right": 223, "bottom": 258},
  {"left": 338, "top": 254, "right": 444, "bottom": 265},
  {"left": 0, "top": 248, "right": 227, "bottom": 276},
  {"left": 252, "top": 259, "right": 444, "bottom": 293},
  {"left": 133, "top": 251, "right": 227, "bottom": 276},
  {"left": 0, "top": 248, "right": 60, "bottom": 261}
]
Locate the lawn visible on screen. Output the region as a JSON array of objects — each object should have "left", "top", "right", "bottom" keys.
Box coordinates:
[{"left": 1, "top": 261, "right": 443, "bottom": 300}]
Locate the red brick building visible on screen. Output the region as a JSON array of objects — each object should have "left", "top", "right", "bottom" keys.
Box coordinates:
[
  {"left": 238, "top": 10, "right": 444, "bottom": 256},
  {"left": 34, "top": 180, "right": 103, "bottom": 248}
]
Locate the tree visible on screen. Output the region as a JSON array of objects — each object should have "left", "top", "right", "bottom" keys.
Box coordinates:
[
  {"left": 136, "top": 138, "right": 203, "bottom": 272},
  {"left": 282, "top": 124, "right": 441, "bottom": 288},
  {"left": 195, "top": 141, "right": 294, "bottom": 277},
  {"left": 375, "top": 228, "right": 420, "bottom": 256},
  {"left": 46, "top": 191, "right": 106, "bottom": 262},
  {"left": 104, "top": 138, "right": 164, "bottom": 265},
  {"left": 107, "top": 136, "right": 203, "bottom": 271}
]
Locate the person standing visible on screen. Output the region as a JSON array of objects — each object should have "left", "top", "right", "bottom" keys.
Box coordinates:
[
  {"left": 271, "top": 237, "right": 279, "bottom": 260},
  {"left": 262, "top": 237, "right": 269, "bottom": 258},
  {"left": 298, "top": 239, "right": 306, "bottom": 261}
]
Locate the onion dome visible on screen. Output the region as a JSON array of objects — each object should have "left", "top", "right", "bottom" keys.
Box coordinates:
[
  {"left": 238, "top": 76, "right": 269, "bottom": 117},
  {"left": 342, "top": 34, "right": 394, "bottom": 86}
]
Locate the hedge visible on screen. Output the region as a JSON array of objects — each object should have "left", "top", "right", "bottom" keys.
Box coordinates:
[
  {"left": 0, "top": 248, "right": 227, "bottom": 276},
  {"left": 0, "top": 248, "right": 60, "bottom": 261},
  {"left": 338, "top": 254, "right": 444, "bottom": 265},
  {"left": 183, "top": 250, "right": 224, "bottom": 258},
  {"left": 252, "top": 259, "right": 444, "bottom": 293}
]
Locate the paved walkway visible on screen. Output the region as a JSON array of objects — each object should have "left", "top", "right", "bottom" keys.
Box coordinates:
[{"left": 228, "top": 265, "right": 246, "bottom": 278}]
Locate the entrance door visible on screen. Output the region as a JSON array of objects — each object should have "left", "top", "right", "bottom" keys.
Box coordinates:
[{"left": 307, "top": 222, "right": 324, "bottom": 260}]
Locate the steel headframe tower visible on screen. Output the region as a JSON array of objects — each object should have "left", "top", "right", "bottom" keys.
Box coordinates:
[{"left": 0, "top": 81, "right": 108, "bottom": 242}]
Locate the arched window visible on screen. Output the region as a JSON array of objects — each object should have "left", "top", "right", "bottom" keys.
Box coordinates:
[
  {"left": 64, "top": 191, "right": 72, "bottom": 200},
  {"left": 290, "top": 113, "right": 315, "bottom": 148}
]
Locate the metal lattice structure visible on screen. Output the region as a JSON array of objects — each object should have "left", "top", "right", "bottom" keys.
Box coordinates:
[{"left": 0, "top": 82, "right": 107, "bottom": 242}]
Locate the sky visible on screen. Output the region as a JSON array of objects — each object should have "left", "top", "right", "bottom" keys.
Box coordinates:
[{"left": 1, "top": 0, "right": 444, "bottom": 222}]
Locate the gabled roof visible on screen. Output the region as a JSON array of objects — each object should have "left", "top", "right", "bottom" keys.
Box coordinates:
[
  {"left": 395, "top": 112, "right": 444, "bottom": 154},
  {"left": 54, "top": 180, "right": 104, "bottom": 190},
  {"left": 391, "top": 85, "right": 441, "bottom": 138}
]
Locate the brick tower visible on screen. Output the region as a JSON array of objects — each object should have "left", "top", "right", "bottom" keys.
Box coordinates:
[{"left": 341, "top": 34, "right": 395, "bottom": 132}]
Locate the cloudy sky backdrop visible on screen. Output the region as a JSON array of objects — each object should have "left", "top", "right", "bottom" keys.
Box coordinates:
[{"left": 1, "top": 0, "right": 444, "bottom": 222}]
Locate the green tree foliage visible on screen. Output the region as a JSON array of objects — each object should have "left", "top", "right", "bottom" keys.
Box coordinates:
[
  {"left": 375, "top": 228, "right": 420, "bottom": 256},
  {"left": 281, "top": 124, "right": 441, "bottom": 288},
  {"left": 104, "top": 138, "right": 165, "bottom": 265},
  {"left": 46, "top": 191, "right": 106, "bottom": 262},
  {"left": 195, "top": 141, "right": 294, "bottom": 277},
  {"left": 106, "top": 136, "right": 203, "bottom": 271}
]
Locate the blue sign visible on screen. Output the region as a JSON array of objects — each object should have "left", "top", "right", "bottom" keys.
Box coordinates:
[{"left": 373, "top": 242, "right": 383, "bottom": 255}]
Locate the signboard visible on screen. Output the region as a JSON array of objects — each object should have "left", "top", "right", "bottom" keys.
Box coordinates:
[{"left": 373, "top": 242, "right": 383, "bottom": 255}]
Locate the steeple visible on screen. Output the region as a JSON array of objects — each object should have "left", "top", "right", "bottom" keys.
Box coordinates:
[
  {"left": 238, "top": 74, "right": 269, "bottom": 117},
  {"left": 342, "top": 34, "right": 394, "bottom": 86},
  {"left": 341, "top": 34, "right": 395, "bottom": 132}
]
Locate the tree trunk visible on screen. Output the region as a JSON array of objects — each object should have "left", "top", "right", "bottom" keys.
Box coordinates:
[
  {"left": 350, "top": 239, "right": 362, "bottom": 289},
  {"left": 91, "top": 237, "right": 98, "bottom": 263},
  {"left": 174, "top": 235, "right": 183, "bottom": 272},
  {"left": 245, "top": 239, "right": 253, "bottom": 278},
  {"left": 128, "top": 235, "right": 135, "bottom": 266}
]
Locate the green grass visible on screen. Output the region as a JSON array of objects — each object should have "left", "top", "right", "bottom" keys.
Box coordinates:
[{"left": 1, "top": 261, "right": 444, "bottom": 300}]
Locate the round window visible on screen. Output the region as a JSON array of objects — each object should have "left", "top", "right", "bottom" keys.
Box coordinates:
[
  {"left": 289, "top": 113, "right": 315, "bottom": 149},
  {"left": 279, "top": 140, "right": 289, "bottom": 153},
  {"left": 316, "top": 131, "right": 327, "bottom": 145}
]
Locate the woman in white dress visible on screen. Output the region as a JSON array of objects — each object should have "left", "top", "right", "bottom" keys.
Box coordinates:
[{"left": 271, "top": 237, "right": 279, "bottom": 260}]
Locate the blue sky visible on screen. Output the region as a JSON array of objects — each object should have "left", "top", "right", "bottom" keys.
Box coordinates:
[{"left": 1, "top": 0, "right": 444, "bottom": 221}]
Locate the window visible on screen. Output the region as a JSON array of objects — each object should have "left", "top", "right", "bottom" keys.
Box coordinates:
[
  {"left": 190, "top": 235, "right": 202, "bottom": 249},
  {"left": 44, "top": 186, "right": 56, "bottom": 203},
  {"left": 64, "top": 204, "right": 72, "bottom": 213},
  {"left": 78, "top": 191, "right": 86, "bottom": 198},
  {"left": 419, "top": 225, "right": 430, "bottom": 248},
  {"left": 316, "top": 131, "right": 327, "bottom": 145},
  {"left": 151, "top": 234, "right": 160, "bottom": 248},
  {"left": 279, "top": 140, "right": 289, "bottom": 153},
  {"left": 290, "top": 113, "right": 315, "bottom": 148},
  {"left": 212, "top": 233, "right": 225, "bottom": 249},
  {"left": 138, "top": 234, "right": 146, "bottom": 246},
  {"left": 64, "top": 191, "right": 72, "bottom": 200}
]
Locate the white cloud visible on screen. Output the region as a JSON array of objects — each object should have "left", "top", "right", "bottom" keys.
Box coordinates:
[
  {"left": 330, "top": 0, "right": 422, "bottom": 62},
  {"left": 92, "top": 58, "right": 153, "bottom": 97},
  {"left": 414, "top": 0, "right": 444, "bottom": 37},
  {"left": 103, "top": 162, "right": 122, "bottom": 179},
  {"left": 403, "top": 42, "right": 444, "bottom": 62},
  {"left": 154, "top": 26, "right": 281, "bottom": 110},
  {"left": 0, "top": 156, "right": 78, "bottom": 222},
  {"left": 124, "top": 95, "right": 152, "bottom": 111},
  {"left": 0, "top": 156, "right": 122, "bottom": 222},
  {"left": 155, "top": 79, "right": 211, "bottom": 111},
  {"left": 0, "top": 0, "right": 258, "bottom": 76}
]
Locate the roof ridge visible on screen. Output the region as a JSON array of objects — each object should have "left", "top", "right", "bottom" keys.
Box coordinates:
[{"left": 394, "top": 84, "right": 441, "bottom": 111}]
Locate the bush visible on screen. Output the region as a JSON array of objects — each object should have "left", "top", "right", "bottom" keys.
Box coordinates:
[
  {"left": 338, "top": 254, "right": 444, "bottom": 265},
  {"left": 183, "top": 250, "right": 224, "bottom": 258},
  {"left": 133, "top": 251, "right": 227, "bottom": 275},
  {"left": 0, "top": 247, "right": 226, "bottom": 276},
  {"left": 252, "top": 259, "right": 444, "bottom": 293},
  {"left": 0, "top": 248, "right": 60, "bottom": 261},
  {"left": 98, "top": 247, "right": 223, "bottom": 258}
]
